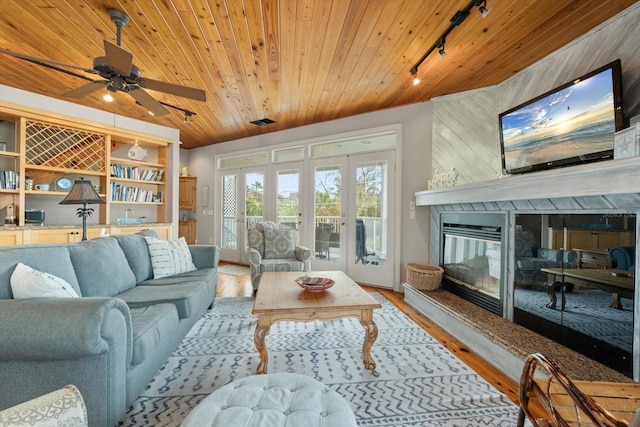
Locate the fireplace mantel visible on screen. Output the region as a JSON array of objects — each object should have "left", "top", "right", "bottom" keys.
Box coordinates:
[{"left": 416, "top": 157, "right": 640, "bottom": 206}]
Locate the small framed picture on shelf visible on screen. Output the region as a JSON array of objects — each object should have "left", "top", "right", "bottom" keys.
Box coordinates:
[{"left": 614, "top": 125, "right": 639, "bottom": 159}]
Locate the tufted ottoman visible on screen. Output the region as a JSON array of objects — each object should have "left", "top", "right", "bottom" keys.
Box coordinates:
[{"left": 181, "top": 372, "right": 357, "bottom": 427}]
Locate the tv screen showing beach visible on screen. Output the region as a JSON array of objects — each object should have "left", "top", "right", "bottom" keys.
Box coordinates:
[{"left": 500, "top": 66, "right": 617, "bottom": 174}]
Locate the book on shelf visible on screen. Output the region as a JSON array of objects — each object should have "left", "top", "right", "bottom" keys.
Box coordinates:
[
  {"left": 111, "top": 163, "right": 164, "bottom": 182},
  {"left": 110, "top": 182, "right": 160, "bottom": 202},
  {"left": 0, "top": 170, "right": 19, "bottom": 190}
]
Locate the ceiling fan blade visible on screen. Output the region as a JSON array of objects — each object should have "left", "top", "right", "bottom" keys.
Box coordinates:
[
  {"left": 136, "top": 77, "right": 207, "bottom": 102},
  {"left": 0, "top": 48, "right": 96, "bottom": 74},
  {"left": 128, "top": 87, "right": 170, "bottom": 116},
  {"left": 62, "top": 81, "right": 107, "bottom": 98},
  {"left": 103, "top": 39, "right": 133, "bottom": 75}
]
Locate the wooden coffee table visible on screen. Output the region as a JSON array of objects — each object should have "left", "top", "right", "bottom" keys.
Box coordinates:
[{"left": 251, "top": 271, "right": 382, "bottom": 374}]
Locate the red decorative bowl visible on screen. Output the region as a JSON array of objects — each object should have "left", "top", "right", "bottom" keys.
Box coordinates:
[{"left": 295, "top": 276, "right": 335, "bottom": 292}]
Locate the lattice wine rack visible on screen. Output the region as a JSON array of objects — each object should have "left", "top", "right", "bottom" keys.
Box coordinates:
[{"left": 24, "top": 120, "right": 106, "bottom": 173}]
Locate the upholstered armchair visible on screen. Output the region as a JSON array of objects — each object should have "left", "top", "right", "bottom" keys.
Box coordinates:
[
  {"left": 247, "top": 221, "right": 313, "bottom": 291},
  {"left": 514, "top": 228, "right": 578, "bottom": 287}
]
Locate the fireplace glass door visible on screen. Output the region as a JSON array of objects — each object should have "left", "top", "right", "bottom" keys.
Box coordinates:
[
  {"left": 443, "top": 234, "right": 501, "bottom": 298},
  {"left": 513, "top": 213, "right": 636, "bottom": 378},
  {"left": 440, "top": 218, "right": 504, "bottom": 316}
]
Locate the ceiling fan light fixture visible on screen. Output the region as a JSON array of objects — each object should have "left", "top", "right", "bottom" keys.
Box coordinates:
[{"left": 103, "top": 92, "right": 114, "bottom": 102}]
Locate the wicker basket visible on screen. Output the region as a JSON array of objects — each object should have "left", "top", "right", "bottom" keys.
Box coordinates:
[{"left": 406, "top": 263, "right": 443, "bottom": 291}]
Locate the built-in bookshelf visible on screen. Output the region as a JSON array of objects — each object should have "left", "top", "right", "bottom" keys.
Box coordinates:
[{"left": 0, "top": 107, "right": 172, "bottom": 226}]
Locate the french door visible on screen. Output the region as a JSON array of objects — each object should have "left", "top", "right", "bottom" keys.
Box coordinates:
[
  {"left": 309, "top": 151, "right": 395, "bottom": 287},
  {"left": 218, "top": 166, "right": 266, "bottom": 263}
]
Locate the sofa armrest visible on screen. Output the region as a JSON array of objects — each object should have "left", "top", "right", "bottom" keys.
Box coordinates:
[
  {"left": 0, "top": 297, "right": 132, "bottom": 361},
  {"left": 189, "top": 245, "right": 220, "bottom": 269}
]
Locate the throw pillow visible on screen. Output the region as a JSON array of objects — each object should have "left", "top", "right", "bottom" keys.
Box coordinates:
[
  {"left": 10, "top": 263, "right": 80, "bottom": 299},
  {"left": 144, "top": 236, "right": 197, "bottom": 279}
]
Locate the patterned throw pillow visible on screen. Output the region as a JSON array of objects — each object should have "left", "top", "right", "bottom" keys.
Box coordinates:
[
  {"left": 264, "top": 228, "right": 297, "bottom": 259},
  {"left": 144, "top": 236, "right": 197, "bottom": 279},
  {"left": 10, "top": 262, "right": 80, "bottom": 298}
]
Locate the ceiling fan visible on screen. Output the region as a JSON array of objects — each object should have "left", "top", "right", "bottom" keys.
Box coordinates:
[{"left": 0, "top": 9, "right": 206, "bottom": 117}]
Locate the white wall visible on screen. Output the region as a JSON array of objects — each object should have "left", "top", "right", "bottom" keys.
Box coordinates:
[{"left": 185, "top": 102, "right": 433, "bottom": 285}]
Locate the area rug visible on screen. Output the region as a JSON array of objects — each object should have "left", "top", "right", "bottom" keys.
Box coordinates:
[
  {"left": 217, "top": 263, "right": 251, "bottom": 276},
  {"left": 118, "top": 294, "right": 519, "bottom": 426}
]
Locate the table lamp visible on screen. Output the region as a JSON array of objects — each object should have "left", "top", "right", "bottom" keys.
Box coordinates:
[{"left": 59, "top": 177, "right": 105, "bottom": 240}]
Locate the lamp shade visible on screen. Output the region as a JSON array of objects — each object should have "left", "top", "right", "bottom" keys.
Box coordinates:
[{"left": 59, "top": 178, "right": 106, "bottom": 205}]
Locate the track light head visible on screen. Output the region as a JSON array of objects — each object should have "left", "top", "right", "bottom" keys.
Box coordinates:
[
  {"left": 437, "top": 37, "right": 447, "bottom": 58},
  {"left": 410, "top": 66, "right": 420, "bottom": 85},
  {"left": 476, "top": 0, "right": 490, "bottom": 17}
]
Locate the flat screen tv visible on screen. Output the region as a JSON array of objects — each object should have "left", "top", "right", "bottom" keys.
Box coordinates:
[{"left": 499, "top": 59, "right": 624, "bottom": 175}]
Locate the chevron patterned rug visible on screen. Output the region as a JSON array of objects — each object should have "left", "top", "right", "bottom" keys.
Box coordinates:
[{"left": 118, "top": 294, "right": 519, "bottom": 426}]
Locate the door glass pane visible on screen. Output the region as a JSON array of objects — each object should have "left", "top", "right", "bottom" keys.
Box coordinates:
[
  {"left": 314, "top": 166, "right": 341, "bottom": 262},
  {"left": 355, "top": 160, "right": 387, "bottom": 267},
  {"left": 221, "top": 175, "right": 237, "bottom": 249},
  {"left": 245, "top": 172, "right": 264, "bottom": 237},
  {"left": 277, "top": 169, "right": 299, "bottom": 230}
]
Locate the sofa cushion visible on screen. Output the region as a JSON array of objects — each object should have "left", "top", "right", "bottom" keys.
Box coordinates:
[
  {"left": 68, "top": 237, "right": 137, "bottom": 297},
  {"left": 0, "top": 245, "right": 81, "bottom": 299},
  {"left": 112, "top": 233, "right": 154, "bottom": 283},
  {"left": 138, "top": 268, "right": 217, "bottom": 286},
  {"left": 10, "top": 262, "right": 79, "bottom": 299},
  {"left": 118, "top": 281, "right": 210, "bottom": 319},
  {"left": 129, "top": 303, "right": 179, "bottom": 365},
  {"left": 144, "top": 236, "right": 196, "bottom": 278}
]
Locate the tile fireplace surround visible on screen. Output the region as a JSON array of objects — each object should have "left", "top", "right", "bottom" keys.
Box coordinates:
[{"left": 412, "top": 156, "right": 640, "bottom": 381}]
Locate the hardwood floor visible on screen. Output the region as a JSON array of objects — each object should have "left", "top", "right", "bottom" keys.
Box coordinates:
[{"left": 216, "top": 262, "right": 521, "bottom": 407}]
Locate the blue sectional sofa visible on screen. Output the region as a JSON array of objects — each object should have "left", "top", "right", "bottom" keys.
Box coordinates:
[{"left": 0, "top": 231, "right": 219, "bottom": 426}]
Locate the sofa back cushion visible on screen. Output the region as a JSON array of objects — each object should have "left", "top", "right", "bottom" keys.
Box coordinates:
[
  {"left": 68, "top": 237, "right": 137, "bottom": 297},
  {"left": 113, "top": 233, "right": 154, "bottom": 283},
  {"left": 0, "top": 245, "right": 81, "bottom": 299}
]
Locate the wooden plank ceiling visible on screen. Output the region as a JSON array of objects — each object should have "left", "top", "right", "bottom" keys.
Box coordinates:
[{"left": 0, "top": 0, "right": 636, "bottom": 149}]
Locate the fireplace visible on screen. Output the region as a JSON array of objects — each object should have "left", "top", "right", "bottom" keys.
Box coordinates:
[{"left": 440, "top": 213, "right": 506, "bottom": 316}]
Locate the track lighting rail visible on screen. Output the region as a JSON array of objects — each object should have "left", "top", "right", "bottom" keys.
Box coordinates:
[{"left": 410, "top": 0, "right": 490, "bottom": 83}]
